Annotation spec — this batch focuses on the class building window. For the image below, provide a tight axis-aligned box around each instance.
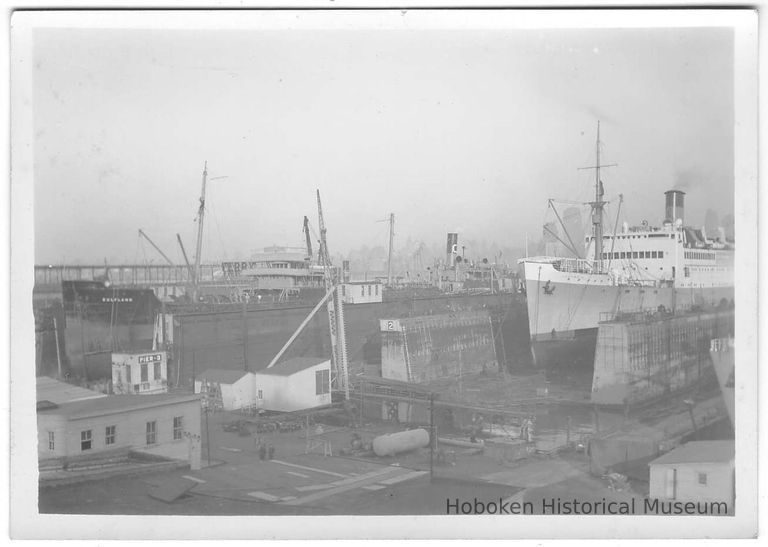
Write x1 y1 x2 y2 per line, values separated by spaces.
257 389 263 399
154 362 162 380
146 421 157 445
375 284 379 296
81 429 92 451
105 425 116 445
173 417 183 440
659 251 664 259
698 472 708 485
315 369 330 395
126 366 131 384
368 285 372 296
341 285 346 296
141 363 149 383
48 431 55 451
361 286 365 296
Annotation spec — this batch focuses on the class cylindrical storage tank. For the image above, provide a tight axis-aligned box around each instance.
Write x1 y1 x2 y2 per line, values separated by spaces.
372 428 430 457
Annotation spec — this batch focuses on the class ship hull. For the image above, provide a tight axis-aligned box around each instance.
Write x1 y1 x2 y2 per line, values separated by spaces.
530 328 598 386
522 261 734 370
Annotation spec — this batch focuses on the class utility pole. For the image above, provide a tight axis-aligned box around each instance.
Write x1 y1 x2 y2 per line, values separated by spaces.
242 297 248 371
204 406 211 467
429 392 435 482
53 316 62 379
387 213 395 286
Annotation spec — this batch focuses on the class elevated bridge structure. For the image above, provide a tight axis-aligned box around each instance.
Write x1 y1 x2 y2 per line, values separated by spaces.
34 263 224 303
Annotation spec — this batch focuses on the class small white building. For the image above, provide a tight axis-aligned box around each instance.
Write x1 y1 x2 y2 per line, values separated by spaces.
38 393 202 468
112 351 168 395
254 357 332 412
194 369 255 411
340 281 383 304
648 441 734 507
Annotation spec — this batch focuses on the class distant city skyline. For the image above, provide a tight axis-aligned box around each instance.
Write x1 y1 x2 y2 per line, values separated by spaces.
33 19 734 265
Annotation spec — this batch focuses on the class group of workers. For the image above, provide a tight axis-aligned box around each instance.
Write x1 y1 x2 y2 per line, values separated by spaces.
252 433 275 460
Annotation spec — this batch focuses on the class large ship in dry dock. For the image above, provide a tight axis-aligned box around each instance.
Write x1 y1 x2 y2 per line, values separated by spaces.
519 124 734 376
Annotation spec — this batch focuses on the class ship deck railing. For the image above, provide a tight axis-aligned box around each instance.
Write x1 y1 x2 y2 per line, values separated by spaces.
552 257 603 274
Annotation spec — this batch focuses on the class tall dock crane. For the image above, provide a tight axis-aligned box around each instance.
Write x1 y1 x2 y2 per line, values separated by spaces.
264 192 350 400
316 190 350 399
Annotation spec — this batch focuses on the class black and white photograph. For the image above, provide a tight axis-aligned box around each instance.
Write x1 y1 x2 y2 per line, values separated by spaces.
8 5 760 540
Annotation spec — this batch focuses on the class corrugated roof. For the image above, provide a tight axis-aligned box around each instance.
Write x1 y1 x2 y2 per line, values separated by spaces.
649 441 734 466
199 368 251 384
258 357 330 376
37 393 201 420
36 376 107 405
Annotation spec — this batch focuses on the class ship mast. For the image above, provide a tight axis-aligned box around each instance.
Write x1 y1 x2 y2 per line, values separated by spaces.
578 121 616 270
192 162 208 302
593 122 604 264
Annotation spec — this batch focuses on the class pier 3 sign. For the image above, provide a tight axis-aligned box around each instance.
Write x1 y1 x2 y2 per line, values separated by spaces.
137 353 163 364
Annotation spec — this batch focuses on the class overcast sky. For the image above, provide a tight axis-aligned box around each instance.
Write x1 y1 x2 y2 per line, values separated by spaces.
32 24 734 264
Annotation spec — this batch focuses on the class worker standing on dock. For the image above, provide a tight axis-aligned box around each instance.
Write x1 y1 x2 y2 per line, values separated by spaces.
521 415 535 443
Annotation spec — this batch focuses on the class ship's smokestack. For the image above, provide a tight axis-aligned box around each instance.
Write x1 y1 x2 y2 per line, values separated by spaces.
664 190 685 225
446 233 458 268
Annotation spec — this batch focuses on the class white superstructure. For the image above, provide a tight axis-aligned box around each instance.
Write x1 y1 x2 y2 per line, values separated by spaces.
518 125 734 366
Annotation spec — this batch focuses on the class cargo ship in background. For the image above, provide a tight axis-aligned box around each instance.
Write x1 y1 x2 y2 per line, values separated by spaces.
519 123 734 378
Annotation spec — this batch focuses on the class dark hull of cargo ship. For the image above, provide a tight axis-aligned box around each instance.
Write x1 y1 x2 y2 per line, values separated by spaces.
61 280 159 324
168 291 532 389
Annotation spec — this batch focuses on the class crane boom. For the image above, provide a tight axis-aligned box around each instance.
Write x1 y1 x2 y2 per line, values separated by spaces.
176 233 195 282
316 190 349 399
138 229 175 266
303 216 313 263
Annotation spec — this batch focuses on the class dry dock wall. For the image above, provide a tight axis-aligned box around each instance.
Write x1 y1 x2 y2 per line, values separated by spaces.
168 292 530 389
48 292 532 386
381 311 497 383
591 308 734 406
